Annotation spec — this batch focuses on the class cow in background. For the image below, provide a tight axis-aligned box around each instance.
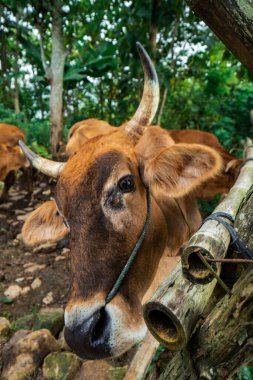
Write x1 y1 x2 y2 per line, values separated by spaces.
66 119 242 200
66 119 118 157
19 43 222 359
0 123 30 202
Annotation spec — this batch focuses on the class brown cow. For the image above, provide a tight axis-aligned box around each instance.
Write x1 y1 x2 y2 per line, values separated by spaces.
167 129 242 199
0 123 25 146
20 43 222 359
66 120 241 199
0 124 28 201
66 119 117 157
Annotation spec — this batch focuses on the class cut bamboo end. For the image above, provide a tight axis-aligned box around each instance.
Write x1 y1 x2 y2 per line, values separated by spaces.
143 302 186 350
182 247 218 284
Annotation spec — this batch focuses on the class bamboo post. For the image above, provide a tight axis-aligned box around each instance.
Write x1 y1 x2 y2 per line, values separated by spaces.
143 139 253 349
143 263 217 350
182 139 253 284
123 332 159 380
159 267 253 380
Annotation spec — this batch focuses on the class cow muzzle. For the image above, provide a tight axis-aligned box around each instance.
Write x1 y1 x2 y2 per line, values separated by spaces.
64 306 111 359
64 297 147 359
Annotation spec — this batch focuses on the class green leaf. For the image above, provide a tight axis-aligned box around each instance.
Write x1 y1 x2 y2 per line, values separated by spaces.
0 296 14 304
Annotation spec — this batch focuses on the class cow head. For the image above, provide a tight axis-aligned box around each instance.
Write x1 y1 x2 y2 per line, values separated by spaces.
0 144 28 181
20 43 222 359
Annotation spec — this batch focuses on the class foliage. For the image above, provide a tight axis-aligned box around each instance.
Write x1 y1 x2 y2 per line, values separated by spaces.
0 104 51 157
0 0 252 158
237 367 253 380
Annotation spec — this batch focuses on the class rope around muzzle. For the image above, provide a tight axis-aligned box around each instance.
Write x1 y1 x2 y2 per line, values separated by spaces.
105 188 151 304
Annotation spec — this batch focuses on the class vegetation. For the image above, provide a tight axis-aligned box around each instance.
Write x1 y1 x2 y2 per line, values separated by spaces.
0 0 252 158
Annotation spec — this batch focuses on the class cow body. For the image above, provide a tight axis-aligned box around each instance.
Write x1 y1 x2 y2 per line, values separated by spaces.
20 44 222 360
0 124 28 201
66 119 118 157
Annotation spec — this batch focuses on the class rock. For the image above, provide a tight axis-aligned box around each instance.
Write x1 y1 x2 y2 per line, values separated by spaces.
57 329 71 351
4 285 22 299
42 189 51 196
17 214 28 221
24 207 33 212
74 360 112 380
33 307 64 336
11 195 24 202
10 221 19 227
15 233 23 241
15 277 25 283
12 315 35 331
32 242 58 254
14 209 26 215
55 255 66 262
20 286 30 295
31 277 42 289
1 329 60 380
62 247 70 256
24 263 46 273
43 352 82 380
0 317 13 345
0 202 12 210
42 292 54 305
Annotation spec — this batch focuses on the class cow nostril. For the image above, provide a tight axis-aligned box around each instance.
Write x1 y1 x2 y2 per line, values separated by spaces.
64 306 111 359
91 307 110 344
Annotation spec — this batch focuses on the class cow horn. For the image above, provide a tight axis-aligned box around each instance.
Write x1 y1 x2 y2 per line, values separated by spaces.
19 140 65 179
124 42 159 141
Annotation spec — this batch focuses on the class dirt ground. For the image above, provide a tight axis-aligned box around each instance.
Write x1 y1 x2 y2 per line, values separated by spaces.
0 179 70 321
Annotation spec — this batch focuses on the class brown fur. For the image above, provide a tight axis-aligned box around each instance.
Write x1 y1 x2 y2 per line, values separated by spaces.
66 119 117 157
167 128 242 199
22 125 222 358
0 123 25 146
0 144 27 181
22 200 69 247
0 124 28 201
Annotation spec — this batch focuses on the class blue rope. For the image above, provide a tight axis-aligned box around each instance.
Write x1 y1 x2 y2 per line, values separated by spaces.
105 188 151 304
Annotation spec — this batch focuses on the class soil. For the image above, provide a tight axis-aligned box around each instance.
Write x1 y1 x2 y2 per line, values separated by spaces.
0 179 70 322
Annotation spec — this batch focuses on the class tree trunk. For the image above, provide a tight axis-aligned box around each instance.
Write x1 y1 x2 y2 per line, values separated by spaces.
187 0 253 75
14 13 20 113
50 0 66 159
150 0 161 63
157 15 180 125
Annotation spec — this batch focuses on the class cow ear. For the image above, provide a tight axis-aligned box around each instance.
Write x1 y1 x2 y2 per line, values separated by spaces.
22 200 69 247
140 143 222 197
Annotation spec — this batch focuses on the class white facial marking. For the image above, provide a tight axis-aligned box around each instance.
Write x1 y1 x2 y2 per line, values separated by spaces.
64 300 104 329
106 303 147 356
101 171 133 232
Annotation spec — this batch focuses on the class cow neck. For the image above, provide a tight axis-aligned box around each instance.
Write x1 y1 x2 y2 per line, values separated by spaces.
174 198 191 239
105 188 151 305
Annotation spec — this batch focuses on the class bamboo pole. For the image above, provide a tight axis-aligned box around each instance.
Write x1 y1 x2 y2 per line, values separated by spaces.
182 139 253 283
159 267 253 380
123 332 159 380
143 139 253 349
143 263 217 350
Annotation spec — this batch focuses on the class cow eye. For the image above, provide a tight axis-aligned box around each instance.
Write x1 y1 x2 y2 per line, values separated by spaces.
118 175 135 193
